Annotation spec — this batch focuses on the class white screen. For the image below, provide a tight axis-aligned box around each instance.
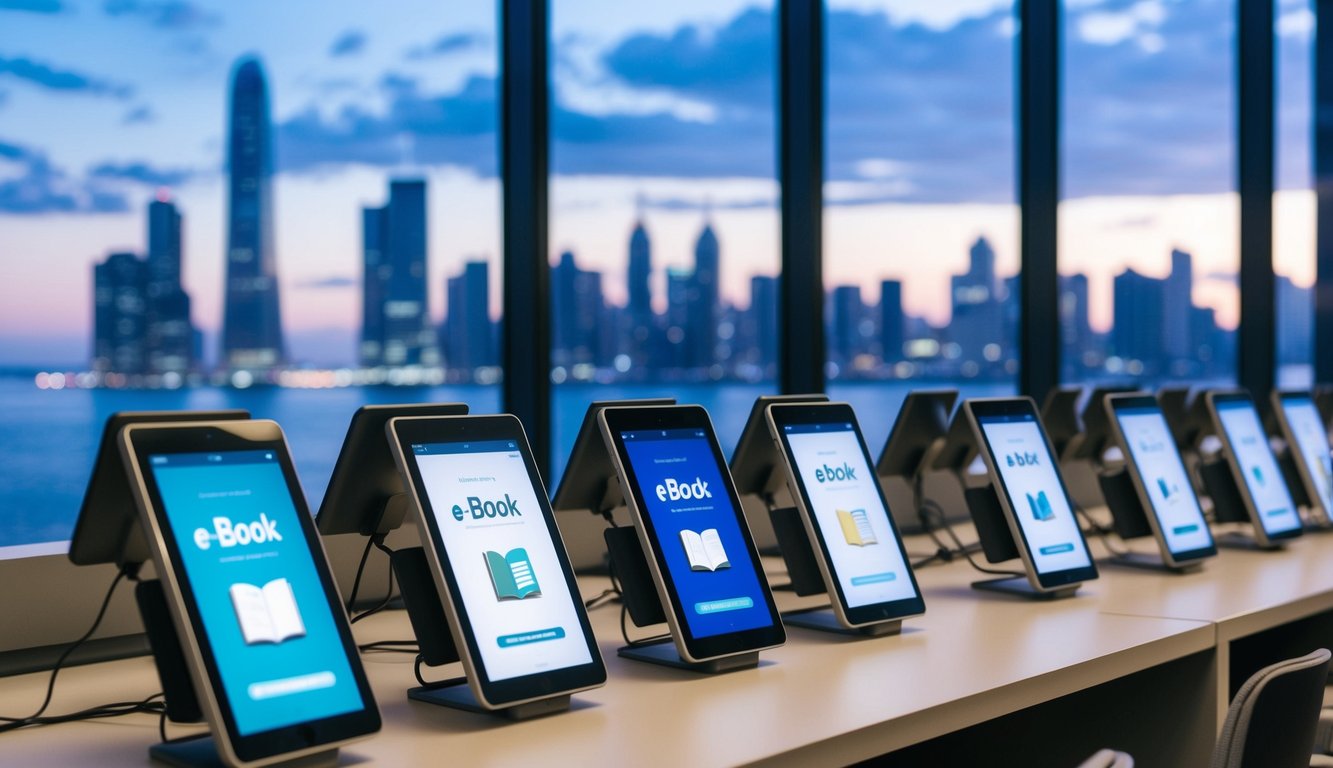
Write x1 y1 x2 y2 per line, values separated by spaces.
783 423 918 609
1281 398 1333 519
979 416 1093 574
1114 406 1213 555
413 442 593 683
1215 402 1302 535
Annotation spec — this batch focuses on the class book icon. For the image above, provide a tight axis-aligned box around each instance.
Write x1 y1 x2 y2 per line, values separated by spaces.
680 528 730 572
836 508 878 547
485 548 541 601
1252 466 1266 487
230 578 305 646
1026 491 1055 522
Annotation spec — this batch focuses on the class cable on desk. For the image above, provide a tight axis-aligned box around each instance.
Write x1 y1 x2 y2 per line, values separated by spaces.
619 603 671 649
344 533 380 614
924 500 1025 579
0 565 170 734
413 654 466 690
358 640 420 654
1077 507 1128 557
349 537 397 625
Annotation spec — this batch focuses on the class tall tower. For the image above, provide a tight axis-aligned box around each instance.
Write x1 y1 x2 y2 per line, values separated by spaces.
1162 247 1193 361
691 216 720 369
222 56 284 373
145 196 195 375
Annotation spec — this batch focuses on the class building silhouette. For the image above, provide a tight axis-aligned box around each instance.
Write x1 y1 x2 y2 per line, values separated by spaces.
627 215 654 365
360 179 436 367
144 197 195 375
949 237 1004 366
880 279 904 364
1112 267 1167 374
221 56 285 373
91 198 198 378
690 218 720 370
444 261 496 371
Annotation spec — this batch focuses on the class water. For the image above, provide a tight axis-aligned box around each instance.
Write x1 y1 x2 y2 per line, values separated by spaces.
0 374 1015 550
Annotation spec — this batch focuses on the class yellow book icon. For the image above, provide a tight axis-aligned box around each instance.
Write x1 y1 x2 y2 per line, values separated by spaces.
836 509 877 547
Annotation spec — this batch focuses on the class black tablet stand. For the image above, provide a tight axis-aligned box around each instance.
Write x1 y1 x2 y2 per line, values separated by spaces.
603 526 760 673
135 580 340 768
1095 468 1203 573
767 506 901 636
962 482 1078 600
1196 458 1286 550
389 547 571 720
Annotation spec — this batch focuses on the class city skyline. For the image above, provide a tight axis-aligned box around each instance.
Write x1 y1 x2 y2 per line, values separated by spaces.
0 1 1319 373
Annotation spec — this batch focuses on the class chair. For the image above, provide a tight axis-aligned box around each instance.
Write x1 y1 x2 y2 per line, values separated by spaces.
1078 648 1330 768
1212 648 1331 768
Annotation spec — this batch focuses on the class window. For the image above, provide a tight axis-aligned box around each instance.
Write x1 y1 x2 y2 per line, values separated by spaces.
823 1 1019 450
1274 0 1315 388
0 2 500 552
548 2 780 481
1060 0 1238 387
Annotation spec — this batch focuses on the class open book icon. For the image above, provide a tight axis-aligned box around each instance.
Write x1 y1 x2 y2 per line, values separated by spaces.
837 509 878 547
230 578 305 646
1027 491 1055 522
680 528 730 572
485 548 541 600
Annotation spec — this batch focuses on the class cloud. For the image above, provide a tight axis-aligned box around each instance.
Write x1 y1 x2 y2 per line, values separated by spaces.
406 31 486 60
88 160 193 187
102 0 220 30
329 29 366 58
122 104 154 124
0 139 130 214
294 275 356 290
0 0 65 12
0 55 133 98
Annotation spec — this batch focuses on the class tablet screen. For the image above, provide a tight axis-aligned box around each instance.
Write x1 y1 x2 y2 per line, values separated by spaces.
976 412 1093 575
1214 399 1302 536
778 420 918 608
1112 404 1213 557
409 438 593 682
619 428 774 639
1280 396 1333 517
150 449 366 737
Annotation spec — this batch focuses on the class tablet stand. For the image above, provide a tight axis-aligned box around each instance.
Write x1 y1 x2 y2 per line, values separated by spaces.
390 547 571 720
135 580 340 768
1095 468 1203 573
1197 458 1285 550
963 483 1078 600
603 526 760 673
767 506 901 637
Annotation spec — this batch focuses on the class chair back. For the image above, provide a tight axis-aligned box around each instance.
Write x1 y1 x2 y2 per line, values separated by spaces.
1213 648 1331 768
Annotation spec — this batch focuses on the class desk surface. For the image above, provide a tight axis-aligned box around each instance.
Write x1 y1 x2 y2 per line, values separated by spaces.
0 551 1213 768
1088 524 1333 640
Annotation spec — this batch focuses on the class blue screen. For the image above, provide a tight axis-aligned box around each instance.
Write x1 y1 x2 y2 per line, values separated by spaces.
620 429 773 639
151 450 365 737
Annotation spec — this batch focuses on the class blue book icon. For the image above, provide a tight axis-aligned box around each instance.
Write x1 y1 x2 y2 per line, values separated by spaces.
1157 478 1171 499
484 548 541 601
1026 491 1055 522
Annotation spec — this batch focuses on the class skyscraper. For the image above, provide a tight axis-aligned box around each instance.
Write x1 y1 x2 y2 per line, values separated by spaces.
445 261 496 372
551 250 604 369
1059 272 1092 376
690 218 720 370
222 56 284 373
829 284 865 366
93 252 148 375
749 274 779 373
880 279 904 364
1162 248 1193 360
1113 268 1166 373
949 236 1003 365
627 216 653 352
144 197 194 375
360 179 436 367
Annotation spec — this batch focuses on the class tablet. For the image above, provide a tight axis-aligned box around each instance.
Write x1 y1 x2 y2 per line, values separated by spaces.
316 402 469 536
120 421 379 766
876 389 957 478
387 415 606 708
599 405 785 662
1105 393 1216 566
767 402 925 627
1270 391 1333 524
70 409 250 567
1206 390 1303 546
963 398 1098 592
730 393 828 497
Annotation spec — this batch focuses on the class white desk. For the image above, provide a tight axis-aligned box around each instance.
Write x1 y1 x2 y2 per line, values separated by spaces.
0 554 1215 768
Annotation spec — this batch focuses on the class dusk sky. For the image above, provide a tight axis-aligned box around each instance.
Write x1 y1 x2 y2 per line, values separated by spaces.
0 0 1317 368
